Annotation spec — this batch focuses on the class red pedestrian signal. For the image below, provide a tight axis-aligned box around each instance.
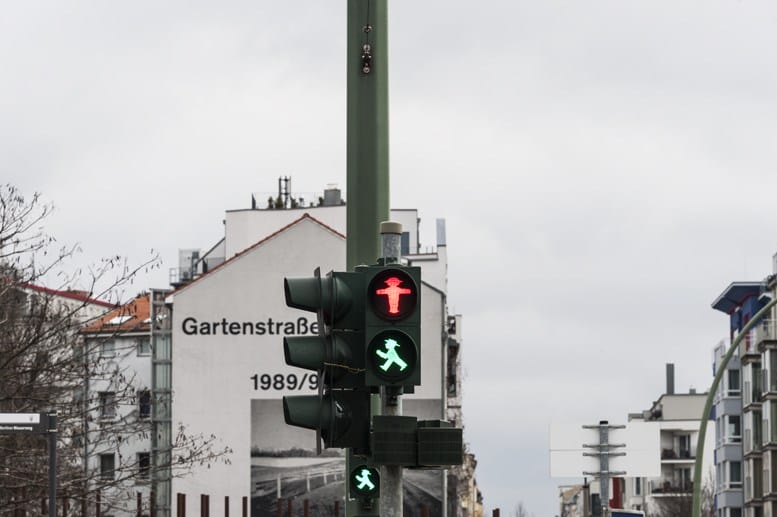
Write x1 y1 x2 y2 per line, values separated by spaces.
362 265 421 387
368 269 418 321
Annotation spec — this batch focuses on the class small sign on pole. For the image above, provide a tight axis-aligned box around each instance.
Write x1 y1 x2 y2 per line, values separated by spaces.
0 412 57 517
0 412 45 433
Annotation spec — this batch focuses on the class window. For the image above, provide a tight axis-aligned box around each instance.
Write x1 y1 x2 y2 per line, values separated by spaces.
400 232 410 256
771 351 777 392
99 392 116 418
634 477 641 495
754 364 763 401
728 368 741 395
138 390 151 419
136 337 151 356
100 340 115 357
754 410 763 450
679 435 691 458
730 461 742 488
679 467 692 490
137 452 150 480
728 415 742 443
100 453 115 480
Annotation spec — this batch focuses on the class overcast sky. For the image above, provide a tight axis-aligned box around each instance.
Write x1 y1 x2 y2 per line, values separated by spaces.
4 1 777 515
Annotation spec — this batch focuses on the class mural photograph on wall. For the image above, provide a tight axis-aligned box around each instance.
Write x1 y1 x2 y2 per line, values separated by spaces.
250 399 442 516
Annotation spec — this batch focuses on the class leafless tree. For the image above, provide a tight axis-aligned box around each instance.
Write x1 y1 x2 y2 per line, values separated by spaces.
513 501 535 517
0 184 230 514
650 471 714 517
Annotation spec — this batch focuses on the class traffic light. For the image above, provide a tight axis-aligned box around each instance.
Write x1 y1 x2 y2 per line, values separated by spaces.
282 390 369 451
282 268 369 453
349 464 380 501
361 265 421 387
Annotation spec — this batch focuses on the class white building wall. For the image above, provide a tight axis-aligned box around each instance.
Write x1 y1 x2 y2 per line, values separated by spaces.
169 216 448 515
86 332 153 513
623 419 715 515
390 209 420 253
171 219 342 513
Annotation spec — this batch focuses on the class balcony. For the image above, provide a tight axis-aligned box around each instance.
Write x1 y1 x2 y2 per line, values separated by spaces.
755 319 777 351
650 480 693 496
764 363 777 398
745 429 765 456
745 379 765 408
661 448 694 462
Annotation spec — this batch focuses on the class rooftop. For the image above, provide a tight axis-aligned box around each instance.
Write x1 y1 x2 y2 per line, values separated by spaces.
81 293 150 334
711 281 764 314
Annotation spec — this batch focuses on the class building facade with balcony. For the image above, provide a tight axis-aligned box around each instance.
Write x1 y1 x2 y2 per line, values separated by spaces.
712 280 771 517
623 365 715 517
712 337 746 517
80 293 156 516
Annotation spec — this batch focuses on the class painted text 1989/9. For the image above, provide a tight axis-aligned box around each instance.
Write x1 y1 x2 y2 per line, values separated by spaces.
250 373 319 391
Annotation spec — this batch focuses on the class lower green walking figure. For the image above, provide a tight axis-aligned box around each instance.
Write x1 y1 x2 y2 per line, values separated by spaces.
376 338 407 372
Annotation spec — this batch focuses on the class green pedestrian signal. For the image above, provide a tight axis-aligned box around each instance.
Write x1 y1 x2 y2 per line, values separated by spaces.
361 265 421 387
377 338 407 371
350 465 380 500
367 331 418 384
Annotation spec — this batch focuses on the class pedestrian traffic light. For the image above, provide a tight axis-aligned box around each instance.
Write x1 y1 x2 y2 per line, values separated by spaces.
282 268 369 453
361 265 421 387
349 465 380 500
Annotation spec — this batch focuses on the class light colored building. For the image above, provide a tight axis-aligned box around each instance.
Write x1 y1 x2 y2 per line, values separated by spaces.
623 366 715 517
81 293 155 515
560 484 588 517
75 185 473 516
711 337 745 517
2 282 116 513
710 280 767 517
160 186 472 517
19 282 114 324
712 262 777 517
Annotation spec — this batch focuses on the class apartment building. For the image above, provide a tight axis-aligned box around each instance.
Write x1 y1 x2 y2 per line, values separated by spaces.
624 366 715 516
80 293 155 516
712 268 777 517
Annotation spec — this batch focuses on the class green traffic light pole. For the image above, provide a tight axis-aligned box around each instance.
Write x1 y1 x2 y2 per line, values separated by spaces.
691 295 777 517
345 0 390 515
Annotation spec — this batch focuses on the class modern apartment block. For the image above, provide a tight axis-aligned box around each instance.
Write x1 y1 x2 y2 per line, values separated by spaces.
712 336 745 517
712 268 777 517
623 365 715 516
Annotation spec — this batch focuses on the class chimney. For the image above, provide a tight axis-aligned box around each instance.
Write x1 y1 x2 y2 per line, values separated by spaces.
323 184 342 206
666 363 675 395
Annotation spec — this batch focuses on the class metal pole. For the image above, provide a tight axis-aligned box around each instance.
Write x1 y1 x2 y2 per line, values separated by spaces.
599 423 609 517
346 0 389 270
345 0 390 515
379 222 403 516
583 422 625 517
47 412 56 517
691 295 777 517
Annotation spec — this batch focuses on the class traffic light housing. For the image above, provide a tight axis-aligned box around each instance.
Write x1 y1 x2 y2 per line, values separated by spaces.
361 265 421 387
349 464 380 501
282 268 369 453
282 390 370 452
